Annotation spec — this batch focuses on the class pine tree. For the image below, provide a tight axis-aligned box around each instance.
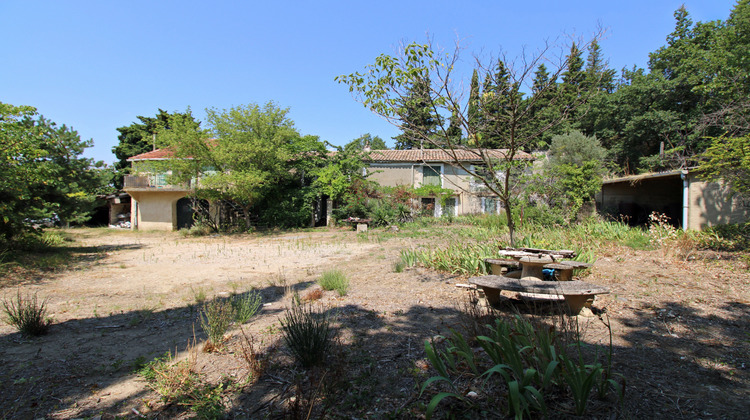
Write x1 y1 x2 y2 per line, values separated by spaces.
394 75 438 149
446 110 462 145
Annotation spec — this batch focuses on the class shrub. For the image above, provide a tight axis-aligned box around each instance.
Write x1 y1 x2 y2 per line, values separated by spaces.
200 299 233 351
231 291 262 324
318 269 349 296
281 303 335 368
2 290 51 336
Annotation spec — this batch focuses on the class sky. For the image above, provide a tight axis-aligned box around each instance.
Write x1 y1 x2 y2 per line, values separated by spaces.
0 0 739 164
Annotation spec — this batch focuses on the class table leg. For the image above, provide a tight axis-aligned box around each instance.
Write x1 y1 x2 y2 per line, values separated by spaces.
564 294 593 315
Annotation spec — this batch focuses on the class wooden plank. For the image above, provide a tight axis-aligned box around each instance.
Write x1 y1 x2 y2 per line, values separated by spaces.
469 275 609 296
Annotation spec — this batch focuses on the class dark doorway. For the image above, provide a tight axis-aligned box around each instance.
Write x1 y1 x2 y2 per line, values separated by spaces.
176 197 203 230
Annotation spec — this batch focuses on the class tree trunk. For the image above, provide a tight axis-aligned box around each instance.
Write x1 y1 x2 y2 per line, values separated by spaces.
242 205 252 231
503 168 515 247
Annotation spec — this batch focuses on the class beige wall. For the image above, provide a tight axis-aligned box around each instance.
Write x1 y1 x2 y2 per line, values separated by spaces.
367 164 413 186
687 174 750 230
128 190 189 231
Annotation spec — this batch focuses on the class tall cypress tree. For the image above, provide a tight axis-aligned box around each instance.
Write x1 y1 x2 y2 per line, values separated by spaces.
446 110 463 145
467 69 481 143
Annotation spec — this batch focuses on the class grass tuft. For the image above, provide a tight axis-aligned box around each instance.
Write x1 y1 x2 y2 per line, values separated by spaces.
231 291 262 324
2 290 51 336
200 299 233 351
318 269 349 296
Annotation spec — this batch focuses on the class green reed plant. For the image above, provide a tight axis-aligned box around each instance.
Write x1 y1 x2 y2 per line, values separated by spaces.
318 269 349 296
281 303 335 368
2 290 51 336
200 299 233 350
231 291 262 324
421 314 623 419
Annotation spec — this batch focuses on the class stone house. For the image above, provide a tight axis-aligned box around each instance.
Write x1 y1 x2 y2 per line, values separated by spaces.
365 148 533 217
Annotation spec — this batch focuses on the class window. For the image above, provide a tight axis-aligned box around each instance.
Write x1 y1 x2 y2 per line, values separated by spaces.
422 165 441 186
444 197 458 216
481 197 499 214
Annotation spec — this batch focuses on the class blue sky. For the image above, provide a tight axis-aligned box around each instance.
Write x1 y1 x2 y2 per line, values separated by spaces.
0 0 738 163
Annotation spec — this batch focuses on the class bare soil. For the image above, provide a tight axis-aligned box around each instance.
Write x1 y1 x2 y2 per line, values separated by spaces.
0 227 748 419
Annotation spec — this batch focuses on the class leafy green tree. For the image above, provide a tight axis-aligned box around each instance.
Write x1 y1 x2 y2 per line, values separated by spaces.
160 102 325 229
344 133 388 152
699 134 750 195
0 102 103 241
336 37 602 245
112 109 199 188
528 131 607 220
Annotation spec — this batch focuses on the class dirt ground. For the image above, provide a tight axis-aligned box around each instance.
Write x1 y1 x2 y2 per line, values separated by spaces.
0 227 748 419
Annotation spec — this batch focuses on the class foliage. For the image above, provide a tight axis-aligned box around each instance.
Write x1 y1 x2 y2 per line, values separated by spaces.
336 34 604 245
231 291 262 324
699 134 750 196
200 299 233 350
112 109 199 188
2 290 51 336
420 315 623 418
581 2 750 173
318 269 349 296
1 102 105 243
160 102 328 231
281 303 335 368
700 222 750 251
344 133 388 152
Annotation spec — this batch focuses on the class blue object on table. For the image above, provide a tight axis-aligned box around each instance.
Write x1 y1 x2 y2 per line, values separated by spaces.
543 268 555 281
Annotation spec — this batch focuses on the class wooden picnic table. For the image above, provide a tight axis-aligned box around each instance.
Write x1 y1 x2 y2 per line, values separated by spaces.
469 275 609 315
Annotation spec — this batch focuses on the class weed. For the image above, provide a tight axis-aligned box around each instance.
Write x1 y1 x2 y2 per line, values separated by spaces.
281 303 335 368
191 286 208 304
139 349 226 418
200 299 233 351
231 291 262 324
2 290 51 336
393 261 405 273
303 289 324 302
238 327 269 382
318 269 349 296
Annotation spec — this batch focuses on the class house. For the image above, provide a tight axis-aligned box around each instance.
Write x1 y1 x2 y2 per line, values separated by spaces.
597 169 750 230
364 148 533 217
123 148 198 231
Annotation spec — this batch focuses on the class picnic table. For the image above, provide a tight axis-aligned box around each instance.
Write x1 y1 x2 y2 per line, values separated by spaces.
344 217 372 232
474 247 606 315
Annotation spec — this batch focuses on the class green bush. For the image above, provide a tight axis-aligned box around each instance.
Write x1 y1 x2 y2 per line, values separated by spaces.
2 290 51 336
281 303 335 368
701 222 750 251
318 269 349 296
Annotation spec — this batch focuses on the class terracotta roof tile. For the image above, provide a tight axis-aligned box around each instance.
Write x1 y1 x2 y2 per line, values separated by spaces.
127 148 176 161
366 148 533 162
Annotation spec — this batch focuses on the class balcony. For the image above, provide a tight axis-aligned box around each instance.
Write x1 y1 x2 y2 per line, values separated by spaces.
123 175 193 191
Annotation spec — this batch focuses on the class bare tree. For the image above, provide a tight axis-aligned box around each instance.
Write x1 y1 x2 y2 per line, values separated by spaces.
336 35 603 245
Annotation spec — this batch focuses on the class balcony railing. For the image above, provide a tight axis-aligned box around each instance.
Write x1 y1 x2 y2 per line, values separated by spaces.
124 175 193 190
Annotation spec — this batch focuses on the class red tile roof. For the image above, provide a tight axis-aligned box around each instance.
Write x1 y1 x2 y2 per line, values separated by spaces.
127 148 176 161
366 148 533 162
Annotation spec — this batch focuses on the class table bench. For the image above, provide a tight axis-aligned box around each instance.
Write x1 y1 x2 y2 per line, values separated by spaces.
469 275 610 315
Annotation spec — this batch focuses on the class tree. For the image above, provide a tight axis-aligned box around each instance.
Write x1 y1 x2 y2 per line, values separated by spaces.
1 102 103 242
393 74 439 149
112 109 199 188
699 135 750 196
344 133 388 152
336 36 603 245
159 102 325 229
